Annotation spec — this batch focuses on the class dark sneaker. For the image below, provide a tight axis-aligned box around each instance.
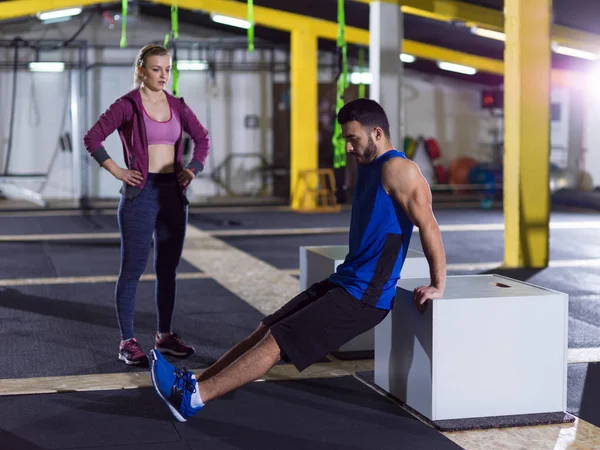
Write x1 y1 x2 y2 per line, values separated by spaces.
119 338 149 366
155 333 195 357
150 349 203 422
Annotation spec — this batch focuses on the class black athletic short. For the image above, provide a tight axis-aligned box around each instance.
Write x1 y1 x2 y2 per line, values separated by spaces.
262 279 389 372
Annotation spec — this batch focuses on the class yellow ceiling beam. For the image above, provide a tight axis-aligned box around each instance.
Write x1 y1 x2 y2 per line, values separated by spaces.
553 24 600 53
403 0 502 30
354 0 503 30
354 0 600 54
0 0 367 43
153 0 375 43
404 41 583 89
404 41 503 74
4 0 600 55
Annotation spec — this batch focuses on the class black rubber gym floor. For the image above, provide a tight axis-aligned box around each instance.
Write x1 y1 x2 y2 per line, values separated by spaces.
1 207 600 448
221 234 350 269
568 362 600 427
0 214 121 235
0 377 462 450
188 209 353 230
220 227 600 267
0 279 264 378
0 240 199 279
0 206 596 235
188 207 600 230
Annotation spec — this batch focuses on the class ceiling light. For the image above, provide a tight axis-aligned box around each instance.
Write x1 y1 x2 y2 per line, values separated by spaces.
28 62 65 72
437 61 477 75
177 60 209 71
470 26 505 41
37 8 82 21
349 72 373 85
552 43 598 60
400 53 416 63
210 14 251 29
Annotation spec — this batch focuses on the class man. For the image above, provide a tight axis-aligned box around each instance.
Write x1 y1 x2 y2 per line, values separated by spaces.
150 98 447 422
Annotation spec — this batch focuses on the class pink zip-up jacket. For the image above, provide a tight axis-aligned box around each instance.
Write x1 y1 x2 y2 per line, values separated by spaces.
83 88 210 202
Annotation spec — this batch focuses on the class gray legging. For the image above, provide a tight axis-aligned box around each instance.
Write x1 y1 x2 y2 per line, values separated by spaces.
115 173 187 341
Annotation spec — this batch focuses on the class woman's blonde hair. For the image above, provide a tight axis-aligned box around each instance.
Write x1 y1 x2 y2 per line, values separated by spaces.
133 44 170 88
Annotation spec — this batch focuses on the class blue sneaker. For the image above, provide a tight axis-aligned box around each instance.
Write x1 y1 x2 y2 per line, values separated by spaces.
150 349 203 422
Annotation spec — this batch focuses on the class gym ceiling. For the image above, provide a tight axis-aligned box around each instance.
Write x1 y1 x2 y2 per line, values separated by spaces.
1 0 599 86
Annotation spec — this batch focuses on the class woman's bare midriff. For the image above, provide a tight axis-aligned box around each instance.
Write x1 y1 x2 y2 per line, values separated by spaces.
148 144 176 173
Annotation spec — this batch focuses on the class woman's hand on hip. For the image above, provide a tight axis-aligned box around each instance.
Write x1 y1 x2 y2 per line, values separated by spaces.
178 168 195 189
113 167 143 186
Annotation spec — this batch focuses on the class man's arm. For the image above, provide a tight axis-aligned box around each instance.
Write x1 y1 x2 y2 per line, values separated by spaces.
382 157 446 310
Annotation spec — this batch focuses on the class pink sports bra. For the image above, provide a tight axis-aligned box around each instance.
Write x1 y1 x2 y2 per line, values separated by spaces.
142 105 180 146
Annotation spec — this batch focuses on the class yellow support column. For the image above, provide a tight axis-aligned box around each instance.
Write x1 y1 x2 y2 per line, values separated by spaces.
503 0 552 268
290 27 318 210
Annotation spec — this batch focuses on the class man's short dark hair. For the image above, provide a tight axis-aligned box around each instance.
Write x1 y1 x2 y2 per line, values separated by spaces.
337 98 390 138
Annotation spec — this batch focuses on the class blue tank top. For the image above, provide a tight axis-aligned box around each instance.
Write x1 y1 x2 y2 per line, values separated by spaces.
329 150 414 310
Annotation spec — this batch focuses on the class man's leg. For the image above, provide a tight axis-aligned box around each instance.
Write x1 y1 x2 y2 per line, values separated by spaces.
197 330 281 403
196 323 269 382
198 280 332 381
149 329 281 422
150 280 338 421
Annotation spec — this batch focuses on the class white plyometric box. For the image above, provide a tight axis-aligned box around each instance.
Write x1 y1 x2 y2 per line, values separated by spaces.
299 245 429 353
374 275 568 421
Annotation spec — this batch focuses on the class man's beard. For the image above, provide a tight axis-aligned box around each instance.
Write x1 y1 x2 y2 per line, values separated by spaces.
355 136 378 165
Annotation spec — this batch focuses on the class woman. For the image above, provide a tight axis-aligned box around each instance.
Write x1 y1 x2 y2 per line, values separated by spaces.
84 44 210 366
